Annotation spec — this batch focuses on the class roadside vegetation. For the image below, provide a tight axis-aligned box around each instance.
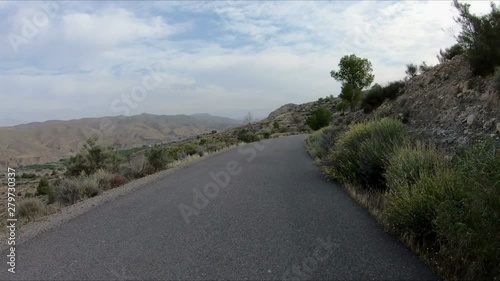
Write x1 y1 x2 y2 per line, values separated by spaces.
305 3 500 279
9 130 250 224
306 119 499 280
306 107 333 131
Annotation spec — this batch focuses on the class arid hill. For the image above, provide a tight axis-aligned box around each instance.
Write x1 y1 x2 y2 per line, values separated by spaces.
0 113 240 169
335 55 500 152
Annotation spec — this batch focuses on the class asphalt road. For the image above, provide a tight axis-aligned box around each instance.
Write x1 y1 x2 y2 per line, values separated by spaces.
1 135 438 280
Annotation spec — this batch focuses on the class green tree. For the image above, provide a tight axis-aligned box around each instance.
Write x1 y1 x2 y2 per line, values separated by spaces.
453 0 500 75
339 83 362 111
306 108 333 130
330 54 374 111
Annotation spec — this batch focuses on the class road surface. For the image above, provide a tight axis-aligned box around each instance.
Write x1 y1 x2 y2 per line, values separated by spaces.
1 135 437 280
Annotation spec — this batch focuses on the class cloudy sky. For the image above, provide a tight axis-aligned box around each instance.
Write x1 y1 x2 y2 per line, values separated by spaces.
0 1 496 126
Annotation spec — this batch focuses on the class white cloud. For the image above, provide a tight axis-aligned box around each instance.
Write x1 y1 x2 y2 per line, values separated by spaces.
61 8 178 48
0 0 499 123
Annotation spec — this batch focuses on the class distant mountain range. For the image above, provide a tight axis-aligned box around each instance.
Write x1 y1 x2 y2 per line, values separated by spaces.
0 113 240 169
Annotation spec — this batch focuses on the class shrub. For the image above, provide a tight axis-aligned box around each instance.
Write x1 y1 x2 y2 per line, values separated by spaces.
166 147 181 161
110 173 128 188
385 141 499 280
196 146 205 157
385 169 451 246
66 136 121 176
53 175 103 206
324 118 408 189
145 146 170 172
237 129 259 143
142 162 157 176
120 156 146 179
80 175 101 198
305 126 337 160
25 192 34 198
17 198 48 220
454 0 500 76
361 81 405 113
54 176 97 205
453 140 499 179
226 138 239 146
384 142 446 190
36 176 53 197
263 131 271 139
94 169 114 190
418 62 432 74
306 107 333 131
182 143 198 156
176 150 188 160
405 64 418 79
437 43 464 63
434 143 500 279
335 100 349 113
206 142 225 153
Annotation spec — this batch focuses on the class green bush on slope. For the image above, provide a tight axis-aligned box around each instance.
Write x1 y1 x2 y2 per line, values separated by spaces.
324 118 408 190
384 142 445 190
306 118 500 280
306 107 333 131
385 141 500 280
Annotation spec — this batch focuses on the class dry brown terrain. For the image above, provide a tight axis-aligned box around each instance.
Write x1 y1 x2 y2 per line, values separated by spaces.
0 113 239 169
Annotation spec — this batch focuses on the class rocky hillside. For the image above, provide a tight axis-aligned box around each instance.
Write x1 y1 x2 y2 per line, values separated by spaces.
389 55 499 149
248 55 499 154
246 98 340 134
337 55 500 153
0 113 240 169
